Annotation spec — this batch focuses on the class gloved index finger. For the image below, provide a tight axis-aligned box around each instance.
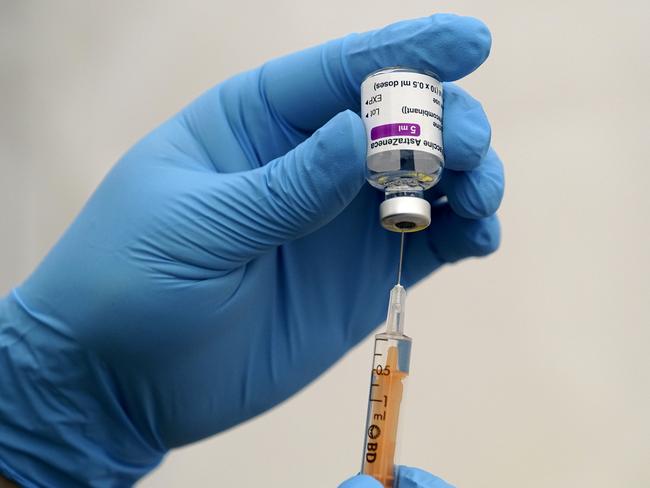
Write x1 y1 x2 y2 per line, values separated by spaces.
262 13 491 132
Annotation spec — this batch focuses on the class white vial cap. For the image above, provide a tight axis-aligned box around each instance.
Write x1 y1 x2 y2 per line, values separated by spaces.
379 196 431 233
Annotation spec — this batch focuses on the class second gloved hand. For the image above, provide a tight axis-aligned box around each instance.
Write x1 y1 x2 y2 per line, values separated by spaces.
339 466 455 488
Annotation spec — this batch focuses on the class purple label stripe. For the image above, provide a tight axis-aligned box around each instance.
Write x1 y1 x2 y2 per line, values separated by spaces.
370 123 420 140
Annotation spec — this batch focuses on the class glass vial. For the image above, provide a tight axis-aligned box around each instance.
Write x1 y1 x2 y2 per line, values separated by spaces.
361 67 444 232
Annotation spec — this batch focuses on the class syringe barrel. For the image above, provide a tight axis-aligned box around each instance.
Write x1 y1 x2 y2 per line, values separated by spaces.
361 332 412 488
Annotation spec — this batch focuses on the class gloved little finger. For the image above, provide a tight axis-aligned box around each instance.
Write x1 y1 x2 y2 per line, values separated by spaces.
437 147 504 219
396 465 456 488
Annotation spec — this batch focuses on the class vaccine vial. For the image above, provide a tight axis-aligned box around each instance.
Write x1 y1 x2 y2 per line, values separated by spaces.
361 67 444 232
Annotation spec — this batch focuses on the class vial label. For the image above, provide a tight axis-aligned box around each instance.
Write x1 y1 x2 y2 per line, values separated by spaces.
361 70 443 160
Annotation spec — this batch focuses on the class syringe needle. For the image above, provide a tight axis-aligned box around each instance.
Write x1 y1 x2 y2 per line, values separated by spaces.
389 233 407 335
397 232 405 285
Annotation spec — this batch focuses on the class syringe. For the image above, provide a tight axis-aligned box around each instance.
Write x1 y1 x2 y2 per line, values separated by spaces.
361 233 412 487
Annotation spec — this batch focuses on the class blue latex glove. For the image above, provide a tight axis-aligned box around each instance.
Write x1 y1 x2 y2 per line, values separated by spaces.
340 466 454 488
0 13 503 487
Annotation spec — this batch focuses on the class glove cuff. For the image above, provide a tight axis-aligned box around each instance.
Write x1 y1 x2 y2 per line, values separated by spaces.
0 292 165 487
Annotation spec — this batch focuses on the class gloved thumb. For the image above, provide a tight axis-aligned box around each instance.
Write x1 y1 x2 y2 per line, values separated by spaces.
207 109 367 264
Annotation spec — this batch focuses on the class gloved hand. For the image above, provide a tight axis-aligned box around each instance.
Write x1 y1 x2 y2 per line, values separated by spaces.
0 13 503 487
340 466 454 488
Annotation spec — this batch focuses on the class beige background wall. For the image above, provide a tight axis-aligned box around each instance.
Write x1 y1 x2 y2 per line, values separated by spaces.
1 1 649 487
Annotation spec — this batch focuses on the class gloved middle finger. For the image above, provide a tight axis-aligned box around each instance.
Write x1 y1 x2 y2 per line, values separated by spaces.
442 82 491 171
